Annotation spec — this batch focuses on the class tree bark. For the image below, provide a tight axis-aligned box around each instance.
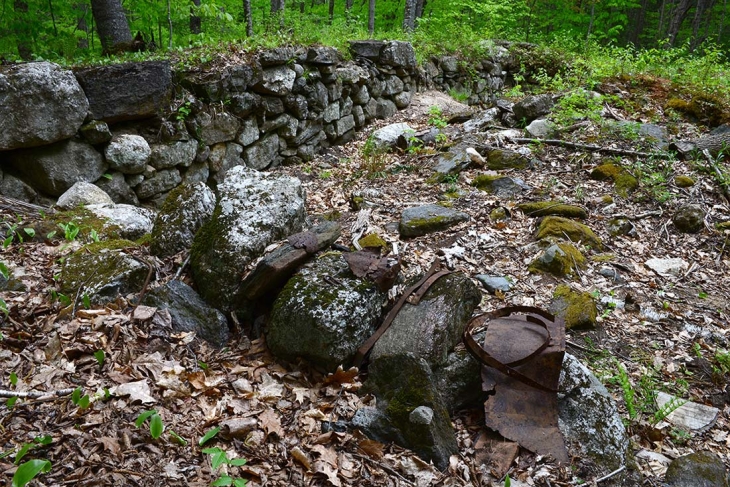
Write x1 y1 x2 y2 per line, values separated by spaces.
403 0 415 31
13 0 32 60
244 0 253 36
74 2 90 49
414 0 425 23
190 0 201 34
328 0 335 23
271 0 285 14
368 0 375 36
667 0 693 46
90 0 132 53
689 0 715 49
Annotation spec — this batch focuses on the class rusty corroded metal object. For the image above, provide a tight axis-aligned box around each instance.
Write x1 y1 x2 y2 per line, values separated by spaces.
463 306 568 463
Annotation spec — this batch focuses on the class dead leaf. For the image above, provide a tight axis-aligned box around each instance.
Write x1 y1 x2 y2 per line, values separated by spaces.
291 446 312 471
357 439 384 459
311 444 338 467
97 437 121 457
259 408 285 439
112 380 155 404
288 231 319 254
323 366 359 385
313 460 341 487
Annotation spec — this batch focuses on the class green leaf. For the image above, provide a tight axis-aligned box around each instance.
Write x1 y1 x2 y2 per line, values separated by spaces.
9 372 18 386
15 443 34 464
71 387 82 405
102 173 113 180
83 294 91 310
4 236 13 248
93 350 105 366
58 294 71 307
169 429 188 446
212 476 233 486
206 448 229 470
77 395 90 409
698 291 708 299
135 410 158 427
34 436 52 446
149 413 164 439
0 261 9 279
233 478 248 487
229 457 247 466
7 396 18 408
23 228 35 238
198 426 220 446
505 474 511 487
46 231 57 239
12 459 51 487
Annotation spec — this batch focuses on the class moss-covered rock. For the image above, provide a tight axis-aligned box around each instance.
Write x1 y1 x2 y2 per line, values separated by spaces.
529 242 586 277
536 216 603 250
607 217 635 236
371 273 480 368
471 174 530 198
664 451 729 487
358 233 389 252
190 166 306 311
399 204 469 238
716 221 730 231
674 175 696 188
517 201 588 219
489 207 509 221
150 182 216 257
672 204 705 234
59 240 146 304
486 148 530 170
362 353 458 470
267 253 384 371
549 285 597 330
590 163 639 197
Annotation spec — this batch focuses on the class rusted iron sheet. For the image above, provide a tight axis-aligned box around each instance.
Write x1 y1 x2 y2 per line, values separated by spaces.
464 307 568 463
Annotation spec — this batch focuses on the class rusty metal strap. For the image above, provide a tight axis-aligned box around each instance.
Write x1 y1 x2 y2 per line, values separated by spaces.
462 306 558 392
353 260 448 367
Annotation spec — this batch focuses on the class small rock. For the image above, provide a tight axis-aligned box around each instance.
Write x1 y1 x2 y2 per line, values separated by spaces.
86 203 155 240
399 204 469 238
513 94 554 124
529 243 585 277
475 275 513 293
471 174 531 198
645 257 688 277
664 451 729 487
672 204 705 233
674 175 695 188
56 181 113 209
517 201 588 219
104 134 151 174
525 118 556 138
549 284 597 330
536 216 603 250
655 392 719 432
79 120 112 145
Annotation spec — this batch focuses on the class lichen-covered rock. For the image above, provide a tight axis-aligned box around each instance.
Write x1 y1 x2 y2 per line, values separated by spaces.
135 168 182 200
525 118 556 138
471 174 531 198
208 142 245 185
254 66 296 96
536 216 603 250
607 217 635 236
196 111 241 146
529 242 586 277
267 253 383 370
434 146 473 175
143 280 229 347
486 148 530 170
361 353 457 470
558 354 632 475
79 120 112 145
513 94 554 124
517 201 588 219
380 41 417 69
149 140 198 170
0 62 89 151
190 165 306 311
368 123 413 153
475 275 513 293
672 204 706 234
150 182 216 258
244 134 280 170
399 204 469 238
371 273 480 367
60 241 147 305
104 135 151 175
7 139 107 197
86 204 155 240
56 182 114 209
549 285 598 330
664 451 729 487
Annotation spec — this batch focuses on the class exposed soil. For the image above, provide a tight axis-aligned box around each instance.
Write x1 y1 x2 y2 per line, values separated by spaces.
1 81 729 487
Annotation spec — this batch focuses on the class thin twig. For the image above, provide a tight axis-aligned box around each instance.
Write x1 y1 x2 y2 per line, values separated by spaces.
595 465 626 483
351 453 415 486
134 258 155 306
702 149 730 202
174 254 191 280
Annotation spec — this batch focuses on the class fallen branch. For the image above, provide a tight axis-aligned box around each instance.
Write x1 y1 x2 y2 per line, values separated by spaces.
0 388 76 399
0 195 53 216
351 453 415 486
596 465 626 484
509 137 669 158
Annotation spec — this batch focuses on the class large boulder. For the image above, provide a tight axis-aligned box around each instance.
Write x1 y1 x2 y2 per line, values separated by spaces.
267 253 384 370
143 280 229 347
0 62 89 151
380 41 417 69
368 123 413 153
74 61 172 123
7 139 107 196
150 182 216 258
190 166 306 311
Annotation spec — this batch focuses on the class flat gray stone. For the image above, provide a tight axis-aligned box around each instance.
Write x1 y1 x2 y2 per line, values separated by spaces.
399 204 469 238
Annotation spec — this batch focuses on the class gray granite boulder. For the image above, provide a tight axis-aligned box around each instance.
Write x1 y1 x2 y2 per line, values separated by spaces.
190 165 306 311
399 204 469 238
104 135 151 174
86 203 155 240
254 66 296 96
0 62 88 151
513 94 555 124
149 140 198 169
672 204 705 234
267 253 384 371
150 182 216 258
7 139 107 196
135 168 182 200
368 123 413 152
56 181 114 209
244 134 281 170
664 451 729 487
380 41 417 69
94 172 139 205
143 280 229 347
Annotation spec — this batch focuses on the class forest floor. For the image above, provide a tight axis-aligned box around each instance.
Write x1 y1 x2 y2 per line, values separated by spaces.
1 76 729 487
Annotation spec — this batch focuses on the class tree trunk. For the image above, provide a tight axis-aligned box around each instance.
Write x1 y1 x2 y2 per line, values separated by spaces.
329 0 335 23
403 0 416 31
190 0 202 34
626 0 648 46
414 0 425 22
271 0 285 14
346 0 353 13
13 0 32 60
90 0 132 53
689 0 715 49
667 0 694 46
244 0 254 36
74 2 90 49
368 0 375 36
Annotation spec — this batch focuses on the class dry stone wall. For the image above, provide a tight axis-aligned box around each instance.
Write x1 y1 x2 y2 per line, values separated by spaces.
0 40 516 207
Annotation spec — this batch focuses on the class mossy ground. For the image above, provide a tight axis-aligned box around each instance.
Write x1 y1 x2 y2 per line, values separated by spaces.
517 201 588 219
535 216 603 250
551 284 597 330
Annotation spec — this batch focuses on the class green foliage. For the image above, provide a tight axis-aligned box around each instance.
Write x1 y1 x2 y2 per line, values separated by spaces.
94 350 105 367
427 106 448 129
203 447 248 487
12 459 52 487
14 436 52 465
58 222 80 241
199 427 221 446
71 387 91 409
550 90 604 127
135 410 164 439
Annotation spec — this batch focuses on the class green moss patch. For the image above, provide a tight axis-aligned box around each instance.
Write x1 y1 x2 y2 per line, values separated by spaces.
674 175 696 188
528 242 586 277
535 216 603 250
517 201 588 219
549 284 598 330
